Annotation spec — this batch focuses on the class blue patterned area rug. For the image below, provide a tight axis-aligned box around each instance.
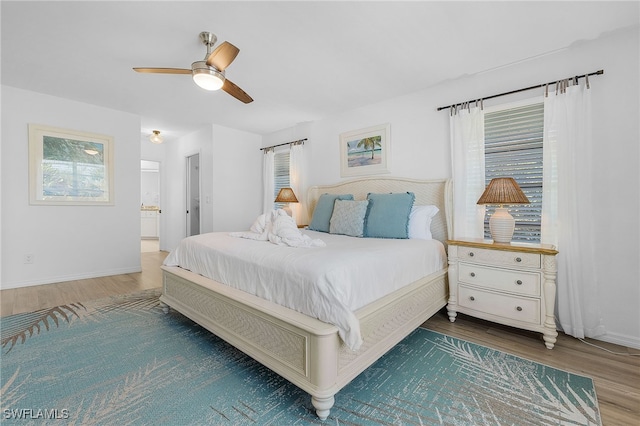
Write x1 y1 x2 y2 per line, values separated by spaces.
1 289 600 425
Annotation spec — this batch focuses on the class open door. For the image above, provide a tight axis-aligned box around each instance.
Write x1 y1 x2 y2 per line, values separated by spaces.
186 153 200 237
140 160 161 252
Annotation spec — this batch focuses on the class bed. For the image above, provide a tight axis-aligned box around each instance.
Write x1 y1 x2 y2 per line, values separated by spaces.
159 176 452 420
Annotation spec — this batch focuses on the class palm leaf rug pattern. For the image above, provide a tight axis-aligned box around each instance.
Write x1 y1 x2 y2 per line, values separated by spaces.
0 289 600 425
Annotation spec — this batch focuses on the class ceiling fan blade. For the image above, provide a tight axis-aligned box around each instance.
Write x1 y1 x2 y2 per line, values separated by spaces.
133 67 191 74
206 41 240 71
222 79 253 104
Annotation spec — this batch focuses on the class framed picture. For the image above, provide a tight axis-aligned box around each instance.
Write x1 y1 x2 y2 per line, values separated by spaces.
28 124 114 205
340 123 390 177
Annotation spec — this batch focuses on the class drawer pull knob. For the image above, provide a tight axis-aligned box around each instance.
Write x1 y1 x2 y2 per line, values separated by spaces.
470 272 476 277
515 257 522 263
469 296 475 301
469 252 475 257
516 306 523 311
516 280 523 285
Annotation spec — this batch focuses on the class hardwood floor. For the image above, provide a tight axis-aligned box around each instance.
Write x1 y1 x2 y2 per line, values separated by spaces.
0 249 168 317
1 249 638 425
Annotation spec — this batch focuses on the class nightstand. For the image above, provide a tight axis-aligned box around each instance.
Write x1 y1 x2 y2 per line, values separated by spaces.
446 239 559 349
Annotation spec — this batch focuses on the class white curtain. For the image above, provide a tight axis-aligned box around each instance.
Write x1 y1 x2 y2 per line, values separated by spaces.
262 148 275 215
542 80 605 339
450 105 486 239
289 142 304 223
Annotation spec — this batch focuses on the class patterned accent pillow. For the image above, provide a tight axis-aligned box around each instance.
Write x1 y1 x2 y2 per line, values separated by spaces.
308 194 354 233
329 200 369 237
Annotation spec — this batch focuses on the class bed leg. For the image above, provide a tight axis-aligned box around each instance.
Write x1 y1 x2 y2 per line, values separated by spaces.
311 395 334 420
159 301 169 314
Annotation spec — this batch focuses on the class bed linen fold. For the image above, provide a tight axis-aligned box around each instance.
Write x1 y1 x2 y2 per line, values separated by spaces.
230 209 326 248
163 230 447 351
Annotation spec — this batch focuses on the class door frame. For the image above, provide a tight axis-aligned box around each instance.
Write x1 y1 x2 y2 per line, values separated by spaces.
185 151 202 237
140 159 163 249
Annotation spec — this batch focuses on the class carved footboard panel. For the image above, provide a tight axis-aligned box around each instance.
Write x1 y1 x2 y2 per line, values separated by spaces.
160 266 339 393
160 265 448 420
337 270 448 382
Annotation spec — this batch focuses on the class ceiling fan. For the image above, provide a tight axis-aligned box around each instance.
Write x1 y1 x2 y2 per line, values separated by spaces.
133 32 253 104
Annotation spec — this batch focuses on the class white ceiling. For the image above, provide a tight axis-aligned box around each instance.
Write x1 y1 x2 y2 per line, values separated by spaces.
2 1 638 142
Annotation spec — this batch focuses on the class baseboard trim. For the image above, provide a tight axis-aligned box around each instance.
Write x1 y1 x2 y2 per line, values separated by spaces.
0 266 143 290
593 332 640 350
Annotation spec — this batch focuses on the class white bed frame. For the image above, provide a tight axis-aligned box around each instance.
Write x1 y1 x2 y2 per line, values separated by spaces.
160 177 453 420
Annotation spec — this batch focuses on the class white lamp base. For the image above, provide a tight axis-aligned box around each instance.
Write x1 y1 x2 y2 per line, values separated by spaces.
489 207 515 243
282 205 293 216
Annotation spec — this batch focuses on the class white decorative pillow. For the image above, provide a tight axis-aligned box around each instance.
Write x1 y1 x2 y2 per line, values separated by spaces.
329 200 369 237
408 205 439 240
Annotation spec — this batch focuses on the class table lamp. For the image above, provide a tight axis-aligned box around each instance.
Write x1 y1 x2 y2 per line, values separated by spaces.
275 187 298 216
476 177 530 243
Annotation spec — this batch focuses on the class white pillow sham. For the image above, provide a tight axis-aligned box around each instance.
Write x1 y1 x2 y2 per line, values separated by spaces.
408 205 439 240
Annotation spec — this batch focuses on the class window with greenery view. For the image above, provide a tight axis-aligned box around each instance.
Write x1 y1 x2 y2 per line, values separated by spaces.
42 137 106 198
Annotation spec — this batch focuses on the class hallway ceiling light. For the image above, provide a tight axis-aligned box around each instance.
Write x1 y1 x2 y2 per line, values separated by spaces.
149 130 163 144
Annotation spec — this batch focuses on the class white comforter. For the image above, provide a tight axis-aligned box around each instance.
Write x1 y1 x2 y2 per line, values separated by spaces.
163 230 447 351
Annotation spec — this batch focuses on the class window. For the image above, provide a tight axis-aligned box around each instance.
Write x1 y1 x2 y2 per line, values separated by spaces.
273 150 290 209
484 101 544 242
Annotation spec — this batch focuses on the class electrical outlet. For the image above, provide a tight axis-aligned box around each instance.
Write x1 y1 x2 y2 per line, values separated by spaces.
23 254 34 264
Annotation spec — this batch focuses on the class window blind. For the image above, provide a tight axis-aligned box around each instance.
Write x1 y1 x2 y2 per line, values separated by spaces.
484 102 544 242
273 151 290 209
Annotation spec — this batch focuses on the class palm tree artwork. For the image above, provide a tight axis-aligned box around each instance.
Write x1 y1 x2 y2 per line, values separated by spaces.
348 135 383 168
358 136 382 159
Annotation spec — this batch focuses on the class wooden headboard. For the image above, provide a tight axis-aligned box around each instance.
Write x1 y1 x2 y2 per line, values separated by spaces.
306 177 453 245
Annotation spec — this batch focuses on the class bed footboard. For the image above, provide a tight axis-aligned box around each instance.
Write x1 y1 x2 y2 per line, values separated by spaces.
160 266 341 419
160 265 447 420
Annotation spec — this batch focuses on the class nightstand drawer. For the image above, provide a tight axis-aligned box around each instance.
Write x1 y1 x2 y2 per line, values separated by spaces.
458 264 540 297
458 246 540 268
459 285 540 324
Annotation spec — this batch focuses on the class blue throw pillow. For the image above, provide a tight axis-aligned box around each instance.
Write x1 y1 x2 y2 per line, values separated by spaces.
308 193 354 233
364 192 416 239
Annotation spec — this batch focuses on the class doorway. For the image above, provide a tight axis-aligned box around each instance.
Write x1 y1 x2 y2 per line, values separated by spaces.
141 160 161 252
186 153 200 237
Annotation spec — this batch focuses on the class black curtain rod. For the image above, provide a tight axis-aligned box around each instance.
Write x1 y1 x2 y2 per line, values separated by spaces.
259 138 308 151
436 69 604 111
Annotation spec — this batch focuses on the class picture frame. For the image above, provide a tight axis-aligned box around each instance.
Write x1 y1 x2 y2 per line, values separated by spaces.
28 124 114 205
339 123 390 177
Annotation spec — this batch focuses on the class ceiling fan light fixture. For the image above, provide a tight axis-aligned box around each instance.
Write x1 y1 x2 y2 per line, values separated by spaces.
192 61 225 91
149 130 163 144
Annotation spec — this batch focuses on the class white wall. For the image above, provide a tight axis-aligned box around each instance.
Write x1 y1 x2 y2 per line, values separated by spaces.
162 124 262 251
1 86 142 288
264 26 640 348
211 125 262 231
140 168 160 207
